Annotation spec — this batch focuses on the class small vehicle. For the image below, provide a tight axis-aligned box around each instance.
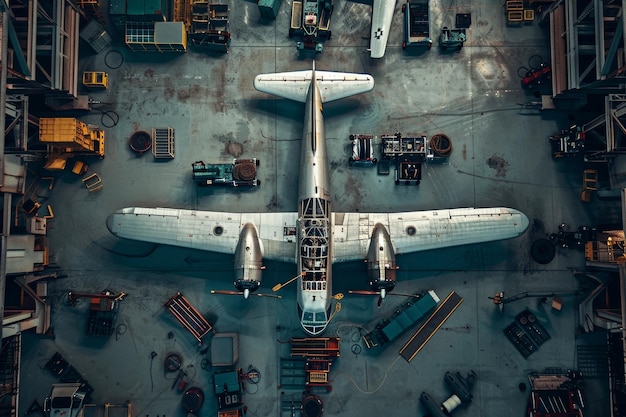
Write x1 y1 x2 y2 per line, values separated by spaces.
349 134 377 167
289 0 333 53
549 125 585 158
439 27 466 50
549 224 596 249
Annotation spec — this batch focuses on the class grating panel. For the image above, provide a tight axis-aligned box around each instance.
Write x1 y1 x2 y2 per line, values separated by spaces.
577 345 609 378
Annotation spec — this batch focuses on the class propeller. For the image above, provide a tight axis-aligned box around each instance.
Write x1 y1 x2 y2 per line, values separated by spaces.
210 290 282 299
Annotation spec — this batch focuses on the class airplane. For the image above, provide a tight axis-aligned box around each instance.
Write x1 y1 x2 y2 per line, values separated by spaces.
369 0 397 58
106 64 530 336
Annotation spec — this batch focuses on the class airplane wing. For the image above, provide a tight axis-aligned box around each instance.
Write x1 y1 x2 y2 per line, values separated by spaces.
369 0 396 58
331 207 529 263
254 69 374 103
107 207 298 263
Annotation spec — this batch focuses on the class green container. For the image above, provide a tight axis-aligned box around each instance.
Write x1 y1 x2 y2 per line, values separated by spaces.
258 0 282 18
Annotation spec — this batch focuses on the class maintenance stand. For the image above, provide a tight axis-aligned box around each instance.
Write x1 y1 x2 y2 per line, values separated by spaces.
381 133 431 185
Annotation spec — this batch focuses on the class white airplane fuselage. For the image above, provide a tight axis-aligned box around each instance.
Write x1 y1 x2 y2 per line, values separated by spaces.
296 74 333 335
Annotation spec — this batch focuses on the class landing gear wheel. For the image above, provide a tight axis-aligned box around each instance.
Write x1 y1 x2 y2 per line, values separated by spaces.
531 238 556 264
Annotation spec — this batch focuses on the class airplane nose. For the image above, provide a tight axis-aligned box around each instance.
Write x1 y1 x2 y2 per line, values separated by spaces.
380 288 386 299
106 213 118 235
244 289 250 299
517 210 530 235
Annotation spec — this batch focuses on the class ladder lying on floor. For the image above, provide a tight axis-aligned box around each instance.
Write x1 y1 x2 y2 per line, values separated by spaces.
399 290 464 362
164 292 214 344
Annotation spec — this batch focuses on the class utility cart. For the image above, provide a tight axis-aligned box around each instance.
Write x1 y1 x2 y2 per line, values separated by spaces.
192 159 260 187
289 0 333 53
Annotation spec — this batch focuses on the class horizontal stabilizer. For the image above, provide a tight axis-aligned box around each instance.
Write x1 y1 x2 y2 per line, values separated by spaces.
369 0 396 58
254 69 374 103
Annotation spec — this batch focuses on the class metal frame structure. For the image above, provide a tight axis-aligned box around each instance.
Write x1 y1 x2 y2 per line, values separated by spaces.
548 0 626 99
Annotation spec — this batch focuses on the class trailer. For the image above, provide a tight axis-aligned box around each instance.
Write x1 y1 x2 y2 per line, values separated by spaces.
402 0 432 50
290 337 340 357
363 291 439 349
289 0 333 53
192 159 260 187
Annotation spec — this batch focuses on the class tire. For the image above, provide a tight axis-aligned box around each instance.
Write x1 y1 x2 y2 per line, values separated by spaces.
531 238 556 264
401 3 406 12
402 41 407 49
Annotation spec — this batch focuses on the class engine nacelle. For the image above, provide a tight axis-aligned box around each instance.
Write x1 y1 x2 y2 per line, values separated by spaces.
233 223 265 298
365 223 397 295
419 392 450 417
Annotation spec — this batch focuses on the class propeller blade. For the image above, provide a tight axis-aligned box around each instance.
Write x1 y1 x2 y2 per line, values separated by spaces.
377 295 383 308
348 290 380 296
253 293 283 299
211 290 244 296
387 292 422 299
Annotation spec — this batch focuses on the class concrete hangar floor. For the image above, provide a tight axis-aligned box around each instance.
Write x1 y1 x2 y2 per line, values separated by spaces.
17 0 614 416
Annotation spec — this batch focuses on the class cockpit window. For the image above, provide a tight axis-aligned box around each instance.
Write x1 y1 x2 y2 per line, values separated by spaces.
303 311 314 322
315 312 326 322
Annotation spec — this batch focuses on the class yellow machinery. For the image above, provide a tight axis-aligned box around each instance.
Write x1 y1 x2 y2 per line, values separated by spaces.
39 118 105 157
82 71 109 89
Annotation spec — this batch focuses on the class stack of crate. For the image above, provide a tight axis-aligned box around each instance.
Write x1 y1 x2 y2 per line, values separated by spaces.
39 118 105 157
505 0 535 23
505 0 524 23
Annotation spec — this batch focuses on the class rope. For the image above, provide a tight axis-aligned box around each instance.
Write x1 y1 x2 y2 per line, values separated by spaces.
233 161 257 181
430 133 453 156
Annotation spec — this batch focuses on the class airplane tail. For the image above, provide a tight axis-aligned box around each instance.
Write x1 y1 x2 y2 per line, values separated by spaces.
254 62 374 103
